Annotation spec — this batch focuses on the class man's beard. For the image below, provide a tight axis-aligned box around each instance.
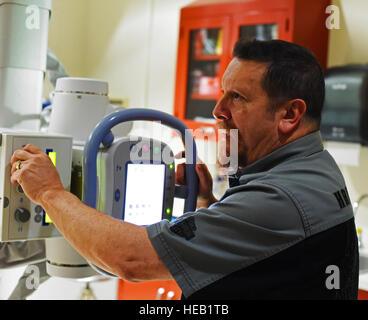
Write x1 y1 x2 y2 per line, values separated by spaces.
216 121 247 175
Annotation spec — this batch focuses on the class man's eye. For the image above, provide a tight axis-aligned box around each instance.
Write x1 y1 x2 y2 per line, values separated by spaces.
233 93 243 100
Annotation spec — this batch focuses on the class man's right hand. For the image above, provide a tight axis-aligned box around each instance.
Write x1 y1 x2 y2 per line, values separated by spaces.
175 151 218 209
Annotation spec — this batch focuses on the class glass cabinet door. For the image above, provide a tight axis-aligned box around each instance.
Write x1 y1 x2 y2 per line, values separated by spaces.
185 28 222 122
173 16 231 126
239 23 278 42
232 11 289 45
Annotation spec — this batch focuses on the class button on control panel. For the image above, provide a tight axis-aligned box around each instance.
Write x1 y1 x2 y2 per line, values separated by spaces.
14 208 31 223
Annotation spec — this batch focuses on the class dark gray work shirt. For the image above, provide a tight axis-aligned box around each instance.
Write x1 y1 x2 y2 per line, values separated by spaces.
147 131 358 299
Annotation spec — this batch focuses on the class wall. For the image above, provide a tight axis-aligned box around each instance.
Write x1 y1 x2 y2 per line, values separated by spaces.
81 0 195 116
327 0 368 67
83 0 151 108
42 0 88 95
326 0 368 232
48 0 88 76
46 0 193 113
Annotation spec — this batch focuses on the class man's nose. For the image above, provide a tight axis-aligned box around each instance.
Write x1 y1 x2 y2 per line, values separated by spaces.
213 98 231 121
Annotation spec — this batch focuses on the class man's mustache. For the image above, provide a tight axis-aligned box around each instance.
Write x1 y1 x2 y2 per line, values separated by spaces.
215 120 236 132
215 122 239 141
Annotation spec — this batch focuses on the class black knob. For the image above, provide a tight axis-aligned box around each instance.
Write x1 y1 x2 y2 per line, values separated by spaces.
14 208 31 223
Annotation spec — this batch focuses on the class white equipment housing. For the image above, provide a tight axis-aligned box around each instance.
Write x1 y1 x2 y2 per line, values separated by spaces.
46 237 98 279
0 0 52 130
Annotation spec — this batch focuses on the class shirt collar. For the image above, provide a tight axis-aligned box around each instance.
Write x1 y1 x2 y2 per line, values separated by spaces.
228 130 324 184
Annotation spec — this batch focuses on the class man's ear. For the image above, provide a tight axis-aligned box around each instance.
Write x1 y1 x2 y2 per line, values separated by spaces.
278 99 307 134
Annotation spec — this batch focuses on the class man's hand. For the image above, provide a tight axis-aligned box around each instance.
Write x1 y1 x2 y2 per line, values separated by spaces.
10 144 64 205
175 151 218 209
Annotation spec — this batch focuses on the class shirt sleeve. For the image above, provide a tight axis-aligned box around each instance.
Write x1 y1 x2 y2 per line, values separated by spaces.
147 182 307 297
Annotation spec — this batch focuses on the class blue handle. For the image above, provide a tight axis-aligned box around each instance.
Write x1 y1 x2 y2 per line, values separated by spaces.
83 108 198 213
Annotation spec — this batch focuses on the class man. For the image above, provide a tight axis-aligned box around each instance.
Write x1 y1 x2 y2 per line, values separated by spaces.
10 39 358 299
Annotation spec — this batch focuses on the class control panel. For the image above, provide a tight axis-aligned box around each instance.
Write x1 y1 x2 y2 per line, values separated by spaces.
97 136 175 225
0 130 73 241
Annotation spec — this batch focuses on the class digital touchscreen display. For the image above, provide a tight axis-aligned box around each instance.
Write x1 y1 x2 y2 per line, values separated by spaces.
124 163 165 226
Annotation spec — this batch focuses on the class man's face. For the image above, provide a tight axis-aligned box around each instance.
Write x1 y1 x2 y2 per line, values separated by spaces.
213 58 280 168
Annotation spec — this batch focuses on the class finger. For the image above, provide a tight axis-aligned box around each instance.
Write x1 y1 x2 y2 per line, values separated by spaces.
11 157 31 175
174 151 185 160
175 151 203 165
175 163 186 185
196 157 204 165
195 163 208 180
176 160 206 183
10 167 22 185
10 150 33 165
23 144 43 154
11 160 21 175
197 163 214 187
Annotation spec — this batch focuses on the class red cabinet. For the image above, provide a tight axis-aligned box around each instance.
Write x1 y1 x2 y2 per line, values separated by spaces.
173 0 331 131
117 279 181 300
358 289 368 300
